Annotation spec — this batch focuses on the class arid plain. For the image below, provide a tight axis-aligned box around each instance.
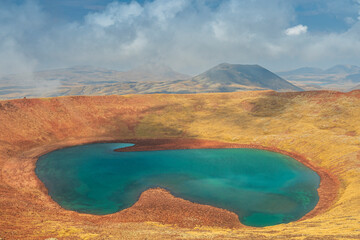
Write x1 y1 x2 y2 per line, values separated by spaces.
0 90 359 239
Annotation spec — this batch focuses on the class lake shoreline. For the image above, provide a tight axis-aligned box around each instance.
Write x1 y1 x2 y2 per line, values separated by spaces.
113 138 339 223
26 137 339 228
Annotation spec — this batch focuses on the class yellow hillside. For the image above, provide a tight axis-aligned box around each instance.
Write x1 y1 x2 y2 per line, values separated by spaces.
0 90 359 239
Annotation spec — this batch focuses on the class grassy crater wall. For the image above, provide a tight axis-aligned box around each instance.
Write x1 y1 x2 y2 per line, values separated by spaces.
0 90 359 239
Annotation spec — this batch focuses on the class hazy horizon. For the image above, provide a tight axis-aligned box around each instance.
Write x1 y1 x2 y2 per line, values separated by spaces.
3 62 360 79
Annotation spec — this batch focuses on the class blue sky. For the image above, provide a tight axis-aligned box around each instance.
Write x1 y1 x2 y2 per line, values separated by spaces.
37 0 360 33
1 0 360 76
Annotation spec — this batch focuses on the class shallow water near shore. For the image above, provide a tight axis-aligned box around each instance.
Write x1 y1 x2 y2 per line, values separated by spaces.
36 143 320 227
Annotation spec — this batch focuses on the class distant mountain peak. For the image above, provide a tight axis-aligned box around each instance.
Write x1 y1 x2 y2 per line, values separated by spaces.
325 64 360 74
192 63 302 91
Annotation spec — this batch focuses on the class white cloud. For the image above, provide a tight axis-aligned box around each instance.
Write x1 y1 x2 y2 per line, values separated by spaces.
345 17 356 25
0 38 37 76
0 1 43 76
1 0 360 78
86 1 143 27
285 24 308 36
148 0 188 24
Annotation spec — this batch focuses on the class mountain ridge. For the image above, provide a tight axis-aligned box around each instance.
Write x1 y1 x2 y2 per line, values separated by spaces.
277 64 360 91
278 64 360 76
0 63 302 99
192 63 302 91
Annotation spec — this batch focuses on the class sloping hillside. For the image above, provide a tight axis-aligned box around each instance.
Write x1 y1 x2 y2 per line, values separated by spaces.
0 90 359 239
191 63 302 91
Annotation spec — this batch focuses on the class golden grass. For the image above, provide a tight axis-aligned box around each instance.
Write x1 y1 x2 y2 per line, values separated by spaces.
0 90 359 239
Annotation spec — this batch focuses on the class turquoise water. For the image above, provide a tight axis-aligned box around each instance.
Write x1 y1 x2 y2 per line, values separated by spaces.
35 143 320 227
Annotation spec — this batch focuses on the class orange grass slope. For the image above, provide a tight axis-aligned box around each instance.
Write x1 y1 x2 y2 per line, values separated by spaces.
0 90 359 239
